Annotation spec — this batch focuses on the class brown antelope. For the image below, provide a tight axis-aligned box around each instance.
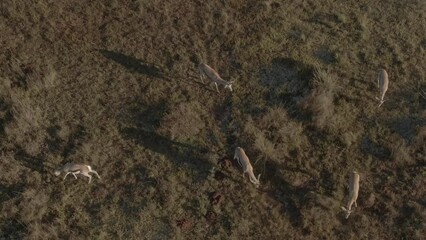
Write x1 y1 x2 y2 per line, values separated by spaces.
376 69 389 107
341 171 360 219
233 147 260 187
198 63 233 92
54 163 101 184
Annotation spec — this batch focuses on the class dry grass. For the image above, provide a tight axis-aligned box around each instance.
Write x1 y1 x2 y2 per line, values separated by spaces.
242 107 307 164
157 101 206 142
0 0 425 239
301 68 339 130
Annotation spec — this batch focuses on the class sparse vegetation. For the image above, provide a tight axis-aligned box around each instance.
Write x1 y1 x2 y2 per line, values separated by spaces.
0 0 425 239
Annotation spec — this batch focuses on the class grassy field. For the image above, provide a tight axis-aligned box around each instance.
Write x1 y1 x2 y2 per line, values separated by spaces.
0 0 425 239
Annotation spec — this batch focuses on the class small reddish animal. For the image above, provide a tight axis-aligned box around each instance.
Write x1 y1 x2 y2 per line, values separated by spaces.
54 163 101 184
218 158 232 169
341 171 360 219
210 191 223 205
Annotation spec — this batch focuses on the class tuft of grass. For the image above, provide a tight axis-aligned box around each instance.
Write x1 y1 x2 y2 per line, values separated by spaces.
157 101 206 142
388 134 414 166
301 68 339 131
241 107 307 164
4 90 46 155
335 12 348 24
357 14 369 41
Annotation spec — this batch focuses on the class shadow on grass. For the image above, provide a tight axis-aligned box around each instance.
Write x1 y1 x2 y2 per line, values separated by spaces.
264 160 312 228
258 57 314 121
0 183 25 204
118 97 212 180
120 127 211 178
388 117 426 143
14 148 47 174
98 49 165 79
360 136 390 160
121 127 205 156
0 218 26 239
45 124 87 161
98 49 217 92
0 99 12 136
0 177 28 237
119 101 167 132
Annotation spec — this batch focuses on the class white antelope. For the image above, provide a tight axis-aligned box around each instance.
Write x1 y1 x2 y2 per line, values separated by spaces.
234 147 260 187
376 69 389 107
341 171 360 219
54 163 101 184
198 63 233 92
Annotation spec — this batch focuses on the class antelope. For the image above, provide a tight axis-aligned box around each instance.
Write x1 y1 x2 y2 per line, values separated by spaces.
376 69 389 107
233 147 260 187
54 163 101 184
341 171 360 219
198 63 233 93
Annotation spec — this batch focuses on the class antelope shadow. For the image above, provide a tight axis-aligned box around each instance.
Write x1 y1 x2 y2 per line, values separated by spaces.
98 49 217 92
98 49 165 79
14 148 47 174
120 127 212 179
118 101 212 181
263 160 312 229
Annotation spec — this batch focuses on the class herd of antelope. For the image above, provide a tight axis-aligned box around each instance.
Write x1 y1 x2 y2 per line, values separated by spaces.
55 64 390 220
